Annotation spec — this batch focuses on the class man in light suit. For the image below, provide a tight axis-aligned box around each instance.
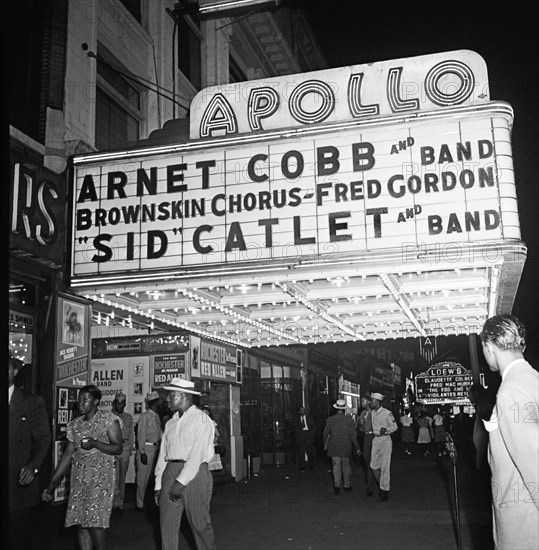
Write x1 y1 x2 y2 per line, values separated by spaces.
8 354 51 550
480 314 539 550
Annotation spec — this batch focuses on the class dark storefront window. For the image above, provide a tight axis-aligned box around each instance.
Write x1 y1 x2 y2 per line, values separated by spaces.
241 356 261 458
259 361 302 465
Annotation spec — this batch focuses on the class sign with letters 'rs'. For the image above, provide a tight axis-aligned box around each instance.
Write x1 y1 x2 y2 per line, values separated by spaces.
71 105 518 281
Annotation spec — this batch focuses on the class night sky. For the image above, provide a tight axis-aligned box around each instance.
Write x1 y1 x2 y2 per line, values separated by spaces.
291 0 539 366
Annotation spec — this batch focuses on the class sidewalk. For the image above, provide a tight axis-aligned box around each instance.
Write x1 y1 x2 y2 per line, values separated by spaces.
34 445 493 550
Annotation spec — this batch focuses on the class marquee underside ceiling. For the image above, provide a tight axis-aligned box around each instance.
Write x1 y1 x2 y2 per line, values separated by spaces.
78 242 526 349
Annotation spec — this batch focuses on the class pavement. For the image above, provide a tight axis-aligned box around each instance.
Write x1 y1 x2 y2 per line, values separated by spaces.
32 443 494 550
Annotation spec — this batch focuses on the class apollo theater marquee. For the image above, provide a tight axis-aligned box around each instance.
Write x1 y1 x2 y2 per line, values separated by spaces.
68 50 526 348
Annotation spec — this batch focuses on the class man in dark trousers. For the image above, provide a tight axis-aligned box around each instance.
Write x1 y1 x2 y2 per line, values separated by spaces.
8 354 51 550
294 406 316 470
357 394 377 496
154 378 216 550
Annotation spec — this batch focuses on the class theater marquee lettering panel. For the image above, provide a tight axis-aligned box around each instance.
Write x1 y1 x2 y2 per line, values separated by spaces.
71 112 517 278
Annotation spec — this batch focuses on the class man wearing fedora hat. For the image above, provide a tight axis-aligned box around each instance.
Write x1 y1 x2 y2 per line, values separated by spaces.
370 392 397 502
154 378 216 550
323 398 361 495
135 391 163 511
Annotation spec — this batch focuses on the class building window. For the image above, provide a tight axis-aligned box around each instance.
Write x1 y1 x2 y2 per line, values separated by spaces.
119 0 141 22
95 48 142 151
229 55 247 83
9 0 45 142
178 15 202 90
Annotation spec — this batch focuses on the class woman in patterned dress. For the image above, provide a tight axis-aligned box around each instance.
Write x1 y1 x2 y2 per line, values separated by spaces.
43 385 122 550
400 409 415 455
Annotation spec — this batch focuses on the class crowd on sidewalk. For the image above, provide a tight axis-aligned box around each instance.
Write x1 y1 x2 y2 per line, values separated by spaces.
8 315 539 550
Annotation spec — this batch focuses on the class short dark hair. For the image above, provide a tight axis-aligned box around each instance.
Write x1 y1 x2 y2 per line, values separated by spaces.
79 385 102 402
480 314 526 352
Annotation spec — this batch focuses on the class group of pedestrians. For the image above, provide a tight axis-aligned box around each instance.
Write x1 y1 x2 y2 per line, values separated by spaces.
39 377 221 550
8 314 538 550
398 407 449 457
321 392 397 502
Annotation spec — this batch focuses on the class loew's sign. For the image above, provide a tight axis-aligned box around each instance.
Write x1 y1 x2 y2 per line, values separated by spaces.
415 361 473 404
71 105 517 281
190 50 489 138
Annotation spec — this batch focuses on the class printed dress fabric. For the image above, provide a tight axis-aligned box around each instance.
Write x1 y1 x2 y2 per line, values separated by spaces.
417 417 432 443
65 411 117 528
400 416 414 443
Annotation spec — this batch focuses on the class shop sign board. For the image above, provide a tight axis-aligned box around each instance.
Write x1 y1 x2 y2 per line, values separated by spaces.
71 105 517 281
190 50 489 138
10 145 66 265
415 361 473 404
370 364 395 391
153 353 186 387
190 336 242 384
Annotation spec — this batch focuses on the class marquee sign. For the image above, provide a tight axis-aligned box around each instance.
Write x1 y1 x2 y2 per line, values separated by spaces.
71 103 517 281
415 361 474 404
189 50 489 139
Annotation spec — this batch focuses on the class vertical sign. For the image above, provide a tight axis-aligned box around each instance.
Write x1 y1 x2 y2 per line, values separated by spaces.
53 295 91 504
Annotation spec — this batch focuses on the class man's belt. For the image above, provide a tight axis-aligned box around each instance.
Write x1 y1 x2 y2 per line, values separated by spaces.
145 442 160 446
166 459 186 463
364 431 374 435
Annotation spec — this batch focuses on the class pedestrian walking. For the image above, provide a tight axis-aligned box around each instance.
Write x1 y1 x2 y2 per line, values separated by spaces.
9 355 52 550
416 410 433 456
294 405 316 471
42 385 123 550
154 378 216 550
432 408 446 456
323 398 361 494
202 405 224 473
357 394 377 495
370 392 397 501
480 314 539 550
136 391 163 511
400 409 414 455
111 392 134 514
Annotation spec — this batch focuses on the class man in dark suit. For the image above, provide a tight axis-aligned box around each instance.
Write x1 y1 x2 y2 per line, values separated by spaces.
294 406 316 470
8 354 51 550
323 399 361 494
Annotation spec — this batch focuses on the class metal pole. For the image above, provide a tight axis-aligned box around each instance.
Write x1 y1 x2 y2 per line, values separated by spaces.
453 462 462 550
446 433 462 550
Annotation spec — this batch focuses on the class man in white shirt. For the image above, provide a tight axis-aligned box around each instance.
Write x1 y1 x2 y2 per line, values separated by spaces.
154 378 216 550
480 314 539 550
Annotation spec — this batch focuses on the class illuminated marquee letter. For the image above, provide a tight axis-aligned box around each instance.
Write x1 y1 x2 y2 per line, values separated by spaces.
424 60 475 106
387 67 420 113
199 93 238 138
348 73 380 118
289 80 335 124
248 87 280 131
